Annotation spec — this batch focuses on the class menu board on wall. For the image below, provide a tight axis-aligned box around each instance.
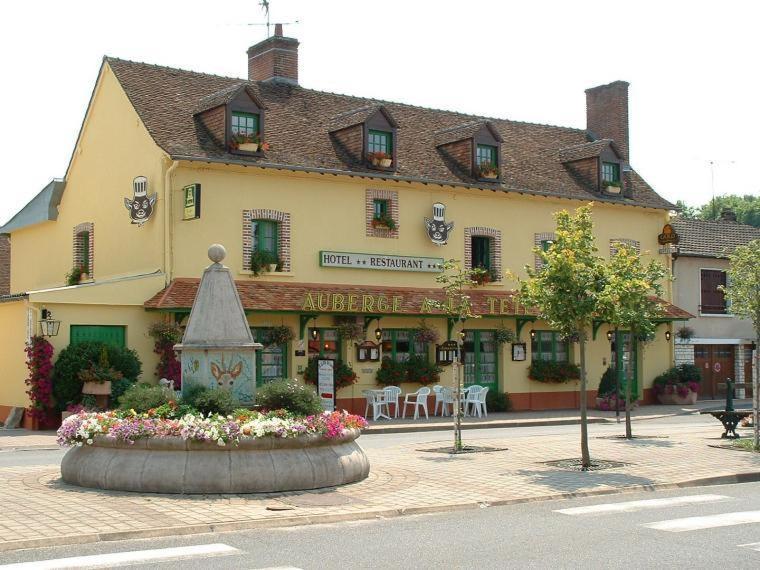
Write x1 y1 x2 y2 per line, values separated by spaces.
317 359 335 411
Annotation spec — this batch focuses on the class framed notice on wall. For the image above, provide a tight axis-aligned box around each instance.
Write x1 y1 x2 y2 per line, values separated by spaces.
182 184 201 220
317 359 335 411
512 343 526 361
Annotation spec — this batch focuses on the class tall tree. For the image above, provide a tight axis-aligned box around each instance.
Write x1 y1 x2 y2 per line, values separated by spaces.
720 239 760 450
675 200 697 219
598 243 667 438
427 260 484 452
697 194 760 227
518 204 606 469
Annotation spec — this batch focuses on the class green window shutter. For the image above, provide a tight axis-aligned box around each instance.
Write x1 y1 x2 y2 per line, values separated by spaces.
373 199 388 218
472 237 491 270
70 325 126 348
476 144 497 166
368 130 392 155
80 232 90 273
540 239 554 252
254 220 278 256
602 162 620 183
231 112 259 136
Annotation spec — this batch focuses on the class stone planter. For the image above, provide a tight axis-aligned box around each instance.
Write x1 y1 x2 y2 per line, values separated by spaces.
81 381 111 395
656 389 698 405
380 158 392 167
481 172 498 180
238 142 259 152
60 428 370 494
605 185 621 194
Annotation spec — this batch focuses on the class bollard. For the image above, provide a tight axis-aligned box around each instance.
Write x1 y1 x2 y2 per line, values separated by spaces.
725 378 734 412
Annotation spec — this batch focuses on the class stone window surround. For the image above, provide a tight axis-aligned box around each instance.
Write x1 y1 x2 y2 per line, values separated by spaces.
464 227 502 281
365 189 399 238
534 232 556 270
609 238 641 256
242 209 291 272
72 222 94 278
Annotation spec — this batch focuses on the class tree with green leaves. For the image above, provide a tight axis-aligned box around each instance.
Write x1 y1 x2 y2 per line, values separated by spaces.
675 200 698 219
598 243 667 439
426 259 485 452
518 204 606 469
720 239 760 450
698 194 760 227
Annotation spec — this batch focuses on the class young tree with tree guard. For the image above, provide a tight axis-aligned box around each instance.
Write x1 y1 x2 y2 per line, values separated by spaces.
517 204 606 469
598 242 667 439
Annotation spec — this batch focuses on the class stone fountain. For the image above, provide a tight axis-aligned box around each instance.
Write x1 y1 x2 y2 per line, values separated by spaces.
175 244 262 404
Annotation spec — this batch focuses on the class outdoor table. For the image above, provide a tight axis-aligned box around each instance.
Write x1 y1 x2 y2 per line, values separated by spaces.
368 389 391 421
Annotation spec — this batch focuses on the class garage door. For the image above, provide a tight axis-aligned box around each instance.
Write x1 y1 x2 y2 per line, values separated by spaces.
70 325 126 348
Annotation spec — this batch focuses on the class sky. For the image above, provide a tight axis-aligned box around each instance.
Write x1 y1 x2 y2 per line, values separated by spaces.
1 0 758 224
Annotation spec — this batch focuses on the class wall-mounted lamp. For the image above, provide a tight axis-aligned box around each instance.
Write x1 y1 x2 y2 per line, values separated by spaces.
665 330 672 342
323 342 330 351
606 330 614 342
529 329 536 340
374 328 383 341
310 328 319 341
39 308 61 337
458 330 466 341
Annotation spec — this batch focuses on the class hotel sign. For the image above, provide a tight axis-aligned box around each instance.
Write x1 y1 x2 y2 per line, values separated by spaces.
319 251 443 273
182 184 201 221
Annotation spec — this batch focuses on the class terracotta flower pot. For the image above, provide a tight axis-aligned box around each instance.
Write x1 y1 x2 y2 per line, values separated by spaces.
82 380 111 395
656 389 697 405
380 158 392 167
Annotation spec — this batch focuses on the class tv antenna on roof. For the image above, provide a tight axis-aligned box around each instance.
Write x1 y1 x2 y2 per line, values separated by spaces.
250 1 299 37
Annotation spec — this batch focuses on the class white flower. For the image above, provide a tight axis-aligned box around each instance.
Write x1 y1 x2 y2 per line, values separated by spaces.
217 438 225 446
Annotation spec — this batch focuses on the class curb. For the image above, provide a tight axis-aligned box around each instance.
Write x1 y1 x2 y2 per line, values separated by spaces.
366 417 610 434
2 471 759 553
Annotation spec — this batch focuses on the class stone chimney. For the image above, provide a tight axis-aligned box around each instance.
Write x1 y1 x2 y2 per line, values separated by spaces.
720 208 738 222
585 81 630 162
247 23 299 84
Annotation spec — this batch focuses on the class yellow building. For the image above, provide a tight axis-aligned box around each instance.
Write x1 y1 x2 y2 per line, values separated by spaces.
0 28 691 422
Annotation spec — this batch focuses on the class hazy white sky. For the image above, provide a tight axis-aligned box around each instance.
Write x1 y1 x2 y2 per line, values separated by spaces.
1 0 757 224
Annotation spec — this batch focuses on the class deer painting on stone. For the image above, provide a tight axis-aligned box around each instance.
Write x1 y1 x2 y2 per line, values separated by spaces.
210 355 243 389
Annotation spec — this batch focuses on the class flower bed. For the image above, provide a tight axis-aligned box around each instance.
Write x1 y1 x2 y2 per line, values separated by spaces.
58 409 370 493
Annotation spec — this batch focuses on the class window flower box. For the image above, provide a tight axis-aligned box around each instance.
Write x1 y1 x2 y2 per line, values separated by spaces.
603 180 622 194
476 162 499 180
371 214 397 231
368 152 392 168
238 142 259 152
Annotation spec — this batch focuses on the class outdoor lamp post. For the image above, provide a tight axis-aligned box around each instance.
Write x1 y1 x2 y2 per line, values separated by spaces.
39 308 61 337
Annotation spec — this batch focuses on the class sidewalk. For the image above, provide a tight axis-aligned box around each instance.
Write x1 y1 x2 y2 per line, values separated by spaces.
0 401 747 449
1 417 759 552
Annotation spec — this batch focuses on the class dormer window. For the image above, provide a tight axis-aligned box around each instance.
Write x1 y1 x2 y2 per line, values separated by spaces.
476 144 499 179
367 129 394 168
602 162 620 184
194 83 267 155
232 112 259 137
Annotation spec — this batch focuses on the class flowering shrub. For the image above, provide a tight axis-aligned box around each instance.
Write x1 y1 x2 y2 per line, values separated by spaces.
148 322 181 389
303 358 358 389
25 336 55 420
413 322 439 345
56 409 367 447
528 360 581 383
597 393 627 411
652 365 702 396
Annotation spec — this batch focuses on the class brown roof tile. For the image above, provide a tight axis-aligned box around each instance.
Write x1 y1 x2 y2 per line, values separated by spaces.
144 279 692 320
106 57 675 210
558 139 620 163
670 217 760 258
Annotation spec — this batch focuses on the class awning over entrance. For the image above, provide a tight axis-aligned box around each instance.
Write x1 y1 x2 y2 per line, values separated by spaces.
144 278 694 320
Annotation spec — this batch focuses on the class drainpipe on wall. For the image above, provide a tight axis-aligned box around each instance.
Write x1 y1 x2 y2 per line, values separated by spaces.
163 159 179 284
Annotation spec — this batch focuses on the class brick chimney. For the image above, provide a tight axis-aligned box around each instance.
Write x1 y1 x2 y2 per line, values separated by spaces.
247 23 299 84
720 208 738 222
585 81 630 162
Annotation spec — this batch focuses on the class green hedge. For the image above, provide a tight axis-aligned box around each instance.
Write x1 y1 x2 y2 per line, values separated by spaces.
52 341 141 411
528 360 580 383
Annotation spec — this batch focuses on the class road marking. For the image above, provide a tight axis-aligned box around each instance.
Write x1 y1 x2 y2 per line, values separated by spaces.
0 543 239 569
555 494 728 515
739 542 760 552
644 511 760 532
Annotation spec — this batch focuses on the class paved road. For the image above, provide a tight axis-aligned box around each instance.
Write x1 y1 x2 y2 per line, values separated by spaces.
2 481 759 568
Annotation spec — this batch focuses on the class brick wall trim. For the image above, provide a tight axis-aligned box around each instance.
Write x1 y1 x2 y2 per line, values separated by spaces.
610 238 641 256
534 232 556 270
465 226 502 281
72 222 94 278
242 209 291 272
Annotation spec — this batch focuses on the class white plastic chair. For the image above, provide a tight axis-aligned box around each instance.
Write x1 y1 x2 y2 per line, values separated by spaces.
433 385 445 416
402 387 431 420
437 387 455 417
462 385 483 417
383 386 402 418
468 386 490 418
363 390 390 421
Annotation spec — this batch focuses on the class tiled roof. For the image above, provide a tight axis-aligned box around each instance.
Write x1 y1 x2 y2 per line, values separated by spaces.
434 121 503 146
193 83 263 114
106 57 675 210
558 139 619 163
144 279 692 320
328 105 396 132
669 217 760 258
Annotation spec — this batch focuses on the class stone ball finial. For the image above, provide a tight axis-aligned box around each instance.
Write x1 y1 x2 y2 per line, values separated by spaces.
208 244 227 263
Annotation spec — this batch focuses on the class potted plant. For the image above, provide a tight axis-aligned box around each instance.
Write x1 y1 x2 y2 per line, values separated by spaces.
604 180 623 194
471 267 496 286
528 360 581 383
266 325 294 347
250 250 278 276
230 132 259 152
371 213 397 230
413 321 439 345
375 357 408 386
477 162 499 180
368 151 392 168
336 318 364 342
303 357 358 389
652 364 701 405
65 265 87 286
405 355 441 385
494 325 515 344
676 326 695 342
78 347 123 396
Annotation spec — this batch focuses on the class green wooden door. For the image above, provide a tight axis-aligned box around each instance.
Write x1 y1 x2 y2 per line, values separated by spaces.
462 330 498 390
612 331 638 397
70 325 126 348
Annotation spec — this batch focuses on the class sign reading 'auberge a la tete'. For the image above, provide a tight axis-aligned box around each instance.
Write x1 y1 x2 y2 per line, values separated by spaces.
320 251 443 273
